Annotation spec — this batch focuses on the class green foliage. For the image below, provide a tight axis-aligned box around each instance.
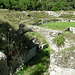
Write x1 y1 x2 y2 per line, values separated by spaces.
0 0 75 11
15 62 25 74
53 35 65 47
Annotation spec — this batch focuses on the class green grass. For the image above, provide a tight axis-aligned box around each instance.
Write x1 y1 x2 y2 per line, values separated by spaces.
39 22 75 30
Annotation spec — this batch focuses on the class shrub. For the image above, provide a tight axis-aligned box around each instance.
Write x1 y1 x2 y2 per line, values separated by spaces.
53 35 65 47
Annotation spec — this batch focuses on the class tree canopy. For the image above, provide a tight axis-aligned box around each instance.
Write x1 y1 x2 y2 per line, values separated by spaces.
0 0 75 11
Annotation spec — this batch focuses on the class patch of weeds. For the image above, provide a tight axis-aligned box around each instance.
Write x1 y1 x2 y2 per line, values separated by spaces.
53 35 65 47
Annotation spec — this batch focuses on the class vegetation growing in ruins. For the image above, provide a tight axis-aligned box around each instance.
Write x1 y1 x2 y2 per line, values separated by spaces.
53 35 65 47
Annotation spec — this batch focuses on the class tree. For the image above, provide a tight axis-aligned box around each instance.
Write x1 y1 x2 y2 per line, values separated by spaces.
73 0 75 9
59 1 67 10
0 0 75 11
51 2 59 11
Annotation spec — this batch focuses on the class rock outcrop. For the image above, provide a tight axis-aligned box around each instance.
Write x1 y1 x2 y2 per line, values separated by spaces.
0 52 8 75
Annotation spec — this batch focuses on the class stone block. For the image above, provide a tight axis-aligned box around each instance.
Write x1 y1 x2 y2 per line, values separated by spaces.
73 30 75 34
70 27 75 31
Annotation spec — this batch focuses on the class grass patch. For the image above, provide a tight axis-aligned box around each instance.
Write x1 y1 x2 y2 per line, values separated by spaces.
39 22 75 30
53 35 65 47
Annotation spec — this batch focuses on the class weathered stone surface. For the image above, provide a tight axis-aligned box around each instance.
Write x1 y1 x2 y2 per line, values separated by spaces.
50 65 75 75
49 38 75 75
0 52 8 75
70 27 75 34
70 27 75 32
73 30 75 33
26 25 62 37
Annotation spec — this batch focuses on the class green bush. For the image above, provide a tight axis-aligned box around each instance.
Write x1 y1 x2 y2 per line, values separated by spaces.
53 35 65 47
